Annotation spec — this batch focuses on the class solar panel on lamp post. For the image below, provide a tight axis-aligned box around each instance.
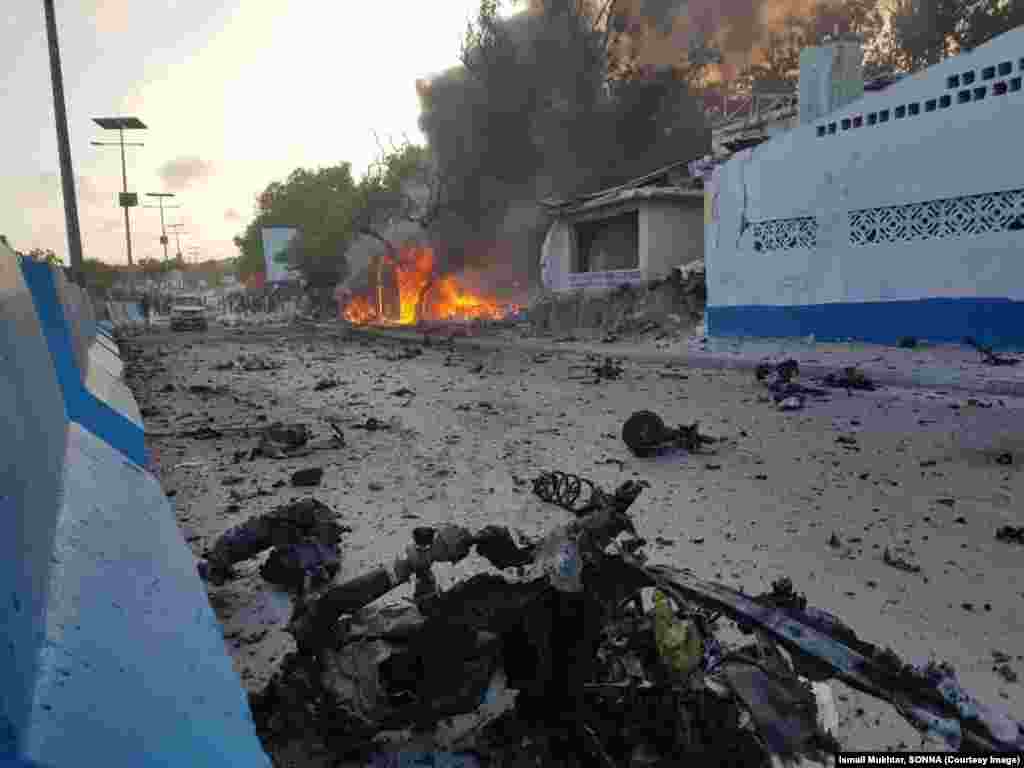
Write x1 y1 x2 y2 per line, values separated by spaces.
92 116 146 266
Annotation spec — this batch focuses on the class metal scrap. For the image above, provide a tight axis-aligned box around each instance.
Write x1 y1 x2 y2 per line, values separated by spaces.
621 410 716 457
964 337 1021 366
198 497 346 592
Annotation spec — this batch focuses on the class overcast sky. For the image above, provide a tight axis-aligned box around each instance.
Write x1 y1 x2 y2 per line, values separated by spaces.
3 1 485 264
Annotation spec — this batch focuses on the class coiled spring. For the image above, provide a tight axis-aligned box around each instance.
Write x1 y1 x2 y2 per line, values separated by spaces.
532 471 599 513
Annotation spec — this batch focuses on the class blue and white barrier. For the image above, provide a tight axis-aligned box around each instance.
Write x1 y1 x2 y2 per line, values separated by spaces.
1 242 271 767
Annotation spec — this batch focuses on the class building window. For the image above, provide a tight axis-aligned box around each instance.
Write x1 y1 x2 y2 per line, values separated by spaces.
974 86 987 100
982 66 996 80
1019 58 1024 71
574 212 639 273
958 90 972 103
1012 77 1023 91
894 105 906 119
751 217 818 252
828 122 837 134
947 74 960 88
817 125 827 137
925 99 937 112
868 112 878 125
999 61 1013 76
879 109 890 122
962 71 976 85
853 115 863 128
841 118 851 130
995 81 1009 96
940 94 952 108
909 102 921 115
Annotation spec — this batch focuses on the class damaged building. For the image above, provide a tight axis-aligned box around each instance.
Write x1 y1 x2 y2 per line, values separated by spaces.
706 25 1024 348
533 161 707 336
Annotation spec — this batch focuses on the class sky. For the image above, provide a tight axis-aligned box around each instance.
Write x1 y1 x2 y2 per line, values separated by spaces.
2 0 489 265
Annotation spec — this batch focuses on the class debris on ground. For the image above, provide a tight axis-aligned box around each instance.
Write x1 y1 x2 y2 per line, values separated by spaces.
995 525 1024 545
964 337 1021 367
197 498 345 592
996 452 1014 466
820 366 876 391
621 410 716 457
383 346 424 362
755 359 830 406
291 467 324 487
211 360 236 371
350 416 391 431
569 357 624 382
250 476 1024 767
391 387 416 398
314 377 341 391
253 423 313 459
236 353 285 371
883 547 922 574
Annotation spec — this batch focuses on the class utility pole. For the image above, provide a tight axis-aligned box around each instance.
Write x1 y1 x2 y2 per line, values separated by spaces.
92 117 146 266
167 223 186 262
143 193 179 263
42 0 84 285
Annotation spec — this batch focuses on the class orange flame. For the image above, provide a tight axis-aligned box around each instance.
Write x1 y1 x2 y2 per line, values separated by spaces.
342 244 519 326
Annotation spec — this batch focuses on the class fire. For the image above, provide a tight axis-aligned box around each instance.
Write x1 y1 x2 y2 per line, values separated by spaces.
342 244 520 326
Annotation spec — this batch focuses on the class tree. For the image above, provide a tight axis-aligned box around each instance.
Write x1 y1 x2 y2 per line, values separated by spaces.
234 163 364 304
889 0 1024 71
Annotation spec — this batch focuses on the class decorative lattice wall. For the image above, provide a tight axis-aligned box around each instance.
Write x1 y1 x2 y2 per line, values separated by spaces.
751 217 818 252
849 188 1024 246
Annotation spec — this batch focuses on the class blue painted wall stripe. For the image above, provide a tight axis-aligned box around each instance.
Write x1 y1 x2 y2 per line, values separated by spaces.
707 297 1024 350
19 261 146 466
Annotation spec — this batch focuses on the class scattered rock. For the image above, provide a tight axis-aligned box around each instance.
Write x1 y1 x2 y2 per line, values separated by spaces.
222 475 246 487
935 498 956 507
954 516 967 525
995 525 1024 545
995 452 1014 466
828 533 842 548
920 460 937 468
314 378 341 392
962 602 975 612
821 367 876 391
368 481 384 492
391 387 416 397
995 665 1018 684
291 468 324 487
654 536 675 546
778 395 804 411
883 547 921 574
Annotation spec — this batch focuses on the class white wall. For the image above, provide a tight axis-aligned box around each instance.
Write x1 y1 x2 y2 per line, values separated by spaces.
708 25 1024 312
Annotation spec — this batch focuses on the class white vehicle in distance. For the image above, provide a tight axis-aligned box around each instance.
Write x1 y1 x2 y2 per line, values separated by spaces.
170 294 209 332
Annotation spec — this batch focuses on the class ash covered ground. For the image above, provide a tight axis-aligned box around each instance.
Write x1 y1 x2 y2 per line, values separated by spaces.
124 322 1024 764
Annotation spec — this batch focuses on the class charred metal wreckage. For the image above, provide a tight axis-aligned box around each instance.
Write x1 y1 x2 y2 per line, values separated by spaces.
248 476 1024 767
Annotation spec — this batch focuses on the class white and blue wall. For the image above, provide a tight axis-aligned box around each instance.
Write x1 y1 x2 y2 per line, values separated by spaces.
0 241 270 768
706 25 1024 348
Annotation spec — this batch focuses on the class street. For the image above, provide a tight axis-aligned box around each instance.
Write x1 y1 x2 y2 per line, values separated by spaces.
126 324 1024 759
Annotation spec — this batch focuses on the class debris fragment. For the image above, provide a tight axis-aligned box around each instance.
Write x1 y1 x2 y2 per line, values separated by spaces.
964 337 1021 366
291 468 324 487
821 367 876 391
313 377 341 391
883 547 922 573
351 416 390 431
996 452 1014 466
198 498 344 591
253 423 313 459
391 387 416 397
996 665 1019 684
570 357 624 382
828 533 842 548
236 353 284 371
995 526 1024 545
621 410 715 457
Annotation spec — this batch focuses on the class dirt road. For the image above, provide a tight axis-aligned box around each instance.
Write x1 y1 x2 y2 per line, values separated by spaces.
126 324 1024 756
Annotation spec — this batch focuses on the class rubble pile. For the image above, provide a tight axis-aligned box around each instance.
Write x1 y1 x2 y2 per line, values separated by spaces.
198 498 347 593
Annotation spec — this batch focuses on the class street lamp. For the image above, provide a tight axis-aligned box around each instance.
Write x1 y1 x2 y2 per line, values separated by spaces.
92 116 146 266
143 192 179 262
42 0 84 285
167 222 187 262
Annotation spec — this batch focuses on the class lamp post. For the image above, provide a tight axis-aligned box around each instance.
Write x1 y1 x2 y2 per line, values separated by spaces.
143 193 178 262
92 117 146 266
42 0 84 285
167 223 187 262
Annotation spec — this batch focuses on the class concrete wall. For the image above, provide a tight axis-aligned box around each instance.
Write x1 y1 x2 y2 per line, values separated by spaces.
706 25 1024 347
0 242 270 767
642 200 704 275
541 197 704 295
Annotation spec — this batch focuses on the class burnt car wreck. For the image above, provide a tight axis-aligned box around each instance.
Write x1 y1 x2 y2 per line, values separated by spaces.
249 476 1024 767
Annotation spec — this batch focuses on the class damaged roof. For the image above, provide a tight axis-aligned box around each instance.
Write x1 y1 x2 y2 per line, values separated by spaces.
539 158 704 217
